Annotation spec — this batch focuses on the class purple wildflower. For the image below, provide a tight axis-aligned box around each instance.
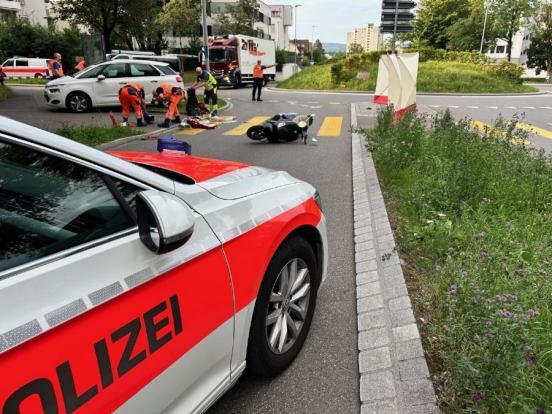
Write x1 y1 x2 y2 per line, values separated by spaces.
480 251 490 259
500 310 514 318
539 269 547 275
474 334 481 341
514 268 524 276
476 231 487 240
535 409 545 414
473 393 485 404
461 270 468 278
471 284 481 294
526 309 540 318
524 346 538 364
485 320 493 326
496 294 508 302
486 332 495 340
448 285 457 299
485 298 493 306
435 265 442 273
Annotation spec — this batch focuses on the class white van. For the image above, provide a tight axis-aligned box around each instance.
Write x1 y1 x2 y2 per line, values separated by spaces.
0 57 50 79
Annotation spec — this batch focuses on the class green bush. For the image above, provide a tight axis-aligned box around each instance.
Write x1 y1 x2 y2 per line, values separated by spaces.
0 85 11 102
365 109 552 413
55 125 140 146
492 61 525 85
0 18 83 72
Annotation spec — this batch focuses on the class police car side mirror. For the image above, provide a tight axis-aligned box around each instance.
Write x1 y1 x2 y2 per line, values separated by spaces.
97 74 106 81
136 190 195 255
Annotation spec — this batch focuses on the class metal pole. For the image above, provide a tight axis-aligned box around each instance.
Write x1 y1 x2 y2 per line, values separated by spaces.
480 3 489 54
311 25 315 65
294 5 299 67
201 0 210 71
392 0 399 53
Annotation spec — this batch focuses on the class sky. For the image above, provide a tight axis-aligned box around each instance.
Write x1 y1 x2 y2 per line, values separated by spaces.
265 0 382 44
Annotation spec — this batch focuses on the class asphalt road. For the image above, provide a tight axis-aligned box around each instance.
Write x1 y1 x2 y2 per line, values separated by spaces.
1 85 551 413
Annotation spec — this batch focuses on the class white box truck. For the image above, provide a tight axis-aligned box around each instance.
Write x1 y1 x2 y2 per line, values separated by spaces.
205 35 276 88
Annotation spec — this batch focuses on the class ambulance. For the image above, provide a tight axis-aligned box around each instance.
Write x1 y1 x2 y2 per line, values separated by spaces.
0 57 50 79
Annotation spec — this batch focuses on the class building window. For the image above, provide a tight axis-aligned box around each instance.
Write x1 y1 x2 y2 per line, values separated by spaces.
496 45 506 53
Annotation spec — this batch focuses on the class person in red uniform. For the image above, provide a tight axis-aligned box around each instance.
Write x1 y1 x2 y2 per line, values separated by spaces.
252 60 275 102
119 83 146 127
153 83 185 128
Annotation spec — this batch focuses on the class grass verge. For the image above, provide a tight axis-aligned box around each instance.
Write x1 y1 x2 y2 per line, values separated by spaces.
0 85 11 102
55 125 141 146
279 61 538 93
364 109 552 413
5 78 49 85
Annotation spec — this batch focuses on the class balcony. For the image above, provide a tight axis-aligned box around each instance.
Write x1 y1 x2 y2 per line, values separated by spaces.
0 0 21 11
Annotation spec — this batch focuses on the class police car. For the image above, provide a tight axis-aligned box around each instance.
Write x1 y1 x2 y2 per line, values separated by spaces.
0 117 328 413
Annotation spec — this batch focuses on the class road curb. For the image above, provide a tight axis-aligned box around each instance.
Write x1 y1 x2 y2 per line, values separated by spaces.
350 103 439 413
271 86 546 97
4 83 45 88
96 100 233 151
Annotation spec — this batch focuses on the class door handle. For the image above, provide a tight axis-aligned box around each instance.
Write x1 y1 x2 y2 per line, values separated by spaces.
151 80 158 83
119 82 127 85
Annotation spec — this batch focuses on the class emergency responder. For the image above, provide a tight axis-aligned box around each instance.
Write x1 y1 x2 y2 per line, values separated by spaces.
119 83 147 127
48 53 64 79
153 83 185 128
75 59 86 72
192 67 219 117
252 60 275 102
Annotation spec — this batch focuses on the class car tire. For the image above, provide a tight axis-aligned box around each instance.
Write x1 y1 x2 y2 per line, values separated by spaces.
34 73 44 79
247 236 319 377
66 92 92 113
233 73 242 89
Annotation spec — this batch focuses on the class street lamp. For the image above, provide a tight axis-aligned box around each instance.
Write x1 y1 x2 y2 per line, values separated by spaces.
294 4 302 69
480 1 489 54
311 25 316 65
201 0 210 71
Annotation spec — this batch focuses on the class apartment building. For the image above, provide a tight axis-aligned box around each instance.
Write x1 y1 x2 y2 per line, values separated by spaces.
346 24 380 53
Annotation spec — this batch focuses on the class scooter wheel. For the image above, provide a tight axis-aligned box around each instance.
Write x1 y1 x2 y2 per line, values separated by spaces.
247 126 268 141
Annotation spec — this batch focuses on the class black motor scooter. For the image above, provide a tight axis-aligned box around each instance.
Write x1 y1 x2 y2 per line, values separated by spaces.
246 113 316 144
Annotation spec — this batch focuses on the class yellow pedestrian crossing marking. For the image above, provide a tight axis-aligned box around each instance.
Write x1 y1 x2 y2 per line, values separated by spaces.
469 120 531 145
174 128 205 136
516 122 552 141
317 116 343 137
224 116 270 136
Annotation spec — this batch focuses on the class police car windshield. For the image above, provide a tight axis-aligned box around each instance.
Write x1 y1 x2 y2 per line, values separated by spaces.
210 49 227 63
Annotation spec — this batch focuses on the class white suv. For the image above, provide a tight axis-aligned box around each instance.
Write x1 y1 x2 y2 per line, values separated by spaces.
44 60 183 113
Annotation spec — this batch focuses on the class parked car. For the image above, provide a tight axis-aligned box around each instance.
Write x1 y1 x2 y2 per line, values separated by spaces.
0 117 328 413
43 59 183 112
0 57 50 79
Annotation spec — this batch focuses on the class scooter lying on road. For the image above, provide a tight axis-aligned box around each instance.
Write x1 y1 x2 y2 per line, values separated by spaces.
246 113 316 144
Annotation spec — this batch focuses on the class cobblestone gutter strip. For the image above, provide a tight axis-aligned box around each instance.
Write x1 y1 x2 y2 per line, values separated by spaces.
351 103 438 414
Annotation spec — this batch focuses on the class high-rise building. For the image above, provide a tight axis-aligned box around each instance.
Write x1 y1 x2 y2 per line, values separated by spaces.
346 24 380 53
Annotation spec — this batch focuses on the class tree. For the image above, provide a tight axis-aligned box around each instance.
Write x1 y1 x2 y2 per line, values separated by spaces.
115 0 166 53
348 43 364 54
412 0 471 49
489 0 540 61
53 0 131 53
526 3 552 82
215 0 260 37
157 0 202 52
0 18 83 69
445 0 493 51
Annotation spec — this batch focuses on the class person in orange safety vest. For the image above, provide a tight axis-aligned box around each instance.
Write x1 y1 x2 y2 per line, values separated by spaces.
75 59 86 72
119 83 147 127
48 53 64 79
153 84 185 128
252 60 275 102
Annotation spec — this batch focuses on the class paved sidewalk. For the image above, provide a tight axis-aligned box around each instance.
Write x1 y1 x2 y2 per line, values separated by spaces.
351 103 438 414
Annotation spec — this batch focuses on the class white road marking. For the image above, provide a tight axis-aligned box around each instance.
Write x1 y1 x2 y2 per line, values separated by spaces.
505 106 517 109
448 105 459 109
540 106 552 110
268 100 279 103
287 101 297 105
522 106 536 109
467 106 479 109
488 106 498 109
429 105 441 108
329 102 341 105
548 123 552 127
310 106 323 109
